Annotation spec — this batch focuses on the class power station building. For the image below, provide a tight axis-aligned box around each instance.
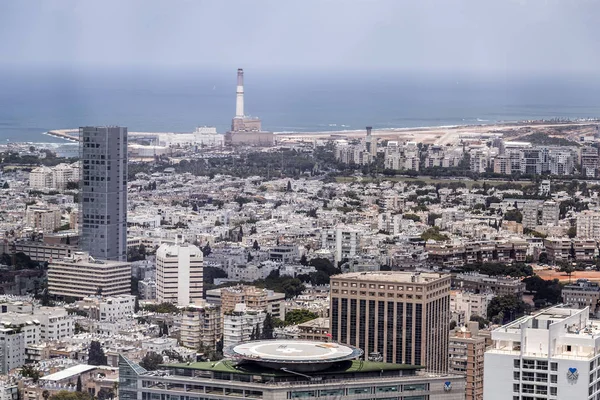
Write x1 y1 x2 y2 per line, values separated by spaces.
225 69 274 146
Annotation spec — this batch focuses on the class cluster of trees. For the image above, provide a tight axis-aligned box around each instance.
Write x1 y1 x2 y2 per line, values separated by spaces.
88 341 107 366
523 276 563 306
487 294 530 325
256 271 305 299
280 309 319 326
420 227 449 242
250 314 275 340
139 352 164 370
0 252 40 269
142 303 180 314
21 364 42 382
456 262 534 278
0 150 76 167
297 257 341 286
127 244 147 262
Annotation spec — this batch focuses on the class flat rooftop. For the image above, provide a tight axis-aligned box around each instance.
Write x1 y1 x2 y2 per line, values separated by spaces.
332 271 448 283
40 364 97 382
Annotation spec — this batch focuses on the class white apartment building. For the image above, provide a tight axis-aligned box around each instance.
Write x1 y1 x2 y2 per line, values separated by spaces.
34 307 74 342
484 306 600 400
321 226 361 264
0 328 26 374
522 201 541 230
450 291 493 322
73 295 136 322
138 279 157 300
51 162 79 190
29 166 53 189
578 210 600 239
48 252 131 299
223 303 265 348
156 242 203 306
541 201 560 226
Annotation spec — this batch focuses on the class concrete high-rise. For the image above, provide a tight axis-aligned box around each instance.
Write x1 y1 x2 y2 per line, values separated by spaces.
484 306 600 400
449 322 487 400
330 271 451 373
156 242 204 306
80 126 128 261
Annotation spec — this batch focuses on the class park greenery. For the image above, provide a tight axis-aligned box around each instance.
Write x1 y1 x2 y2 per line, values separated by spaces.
456 262 534 278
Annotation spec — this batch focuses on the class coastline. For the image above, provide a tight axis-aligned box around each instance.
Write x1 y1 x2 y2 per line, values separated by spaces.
26 118 600 145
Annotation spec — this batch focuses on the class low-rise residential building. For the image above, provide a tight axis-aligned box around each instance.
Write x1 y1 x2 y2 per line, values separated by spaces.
452 273 525 297
297 317 330 341
562 279 600 317
206 285 285 320
48 252 131 299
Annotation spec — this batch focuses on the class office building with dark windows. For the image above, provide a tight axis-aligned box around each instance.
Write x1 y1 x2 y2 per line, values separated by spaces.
330 271 451 373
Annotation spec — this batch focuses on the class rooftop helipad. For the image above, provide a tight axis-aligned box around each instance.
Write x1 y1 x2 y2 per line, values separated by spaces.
225 340 362 364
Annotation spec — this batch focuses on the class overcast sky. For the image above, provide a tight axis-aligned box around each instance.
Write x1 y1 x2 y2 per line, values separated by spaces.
1 0 599 75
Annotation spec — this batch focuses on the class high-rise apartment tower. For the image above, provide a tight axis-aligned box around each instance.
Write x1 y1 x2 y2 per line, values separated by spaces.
79 126 127 261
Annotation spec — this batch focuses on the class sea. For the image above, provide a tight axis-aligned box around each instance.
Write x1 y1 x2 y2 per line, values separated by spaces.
1 67 600 143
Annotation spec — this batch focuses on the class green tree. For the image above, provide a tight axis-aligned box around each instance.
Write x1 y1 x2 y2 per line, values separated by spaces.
139 351 163 371
403 213 421 222
49 391 93 400
567 226 577 238
503 209 523 223
253 240 260 251
469 315 490 329
76 375 82 392
21 364 41 382
427 213 442 226
262 313 275 339
559 262 575 283
299 254 308 266
487 295 527 325
254 322 261 341
284 309 319 325
87 341 107 366
420 227 449 242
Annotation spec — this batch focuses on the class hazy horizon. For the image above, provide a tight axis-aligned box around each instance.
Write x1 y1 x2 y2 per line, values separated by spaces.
2 0 600 77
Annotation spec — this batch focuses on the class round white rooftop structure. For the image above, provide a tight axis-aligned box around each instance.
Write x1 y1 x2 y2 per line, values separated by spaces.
225 340 363 372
